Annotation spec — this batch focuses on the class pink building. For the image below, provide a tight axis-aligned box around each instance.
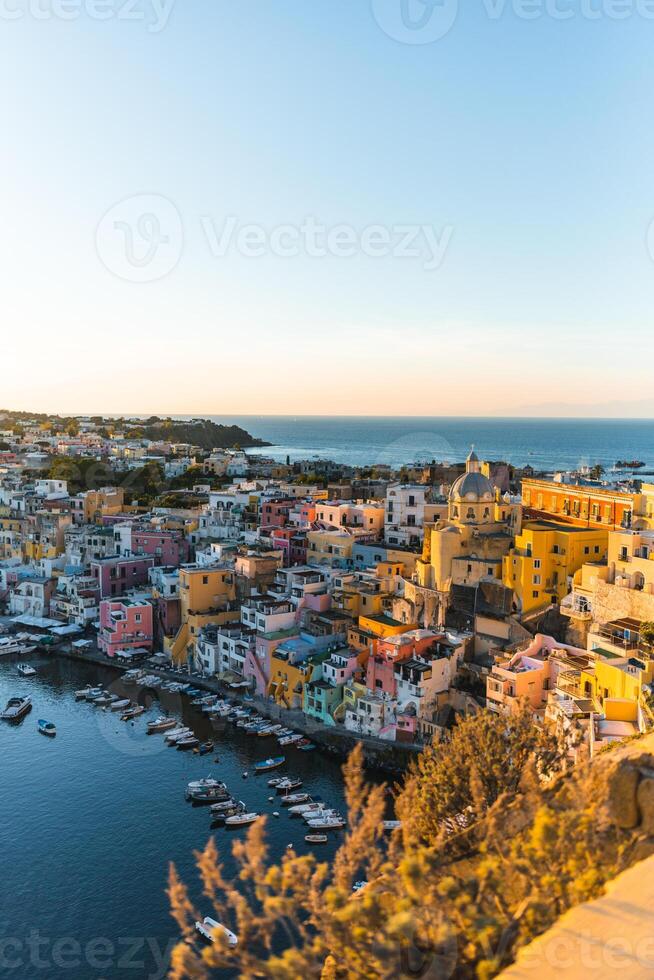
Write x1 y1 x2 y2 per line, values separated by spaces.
260 498 295 527
367 629 444 699
90 556 156 598
131 527 189 565
98 598 154 657
270 528 308 567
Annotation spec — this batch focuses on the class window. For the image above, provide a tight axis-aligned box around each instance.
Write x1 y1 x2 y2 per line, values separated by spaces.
584 546 590 555
202 576 208 585
533 575 541 585
532 590 539 598
534 559 541 569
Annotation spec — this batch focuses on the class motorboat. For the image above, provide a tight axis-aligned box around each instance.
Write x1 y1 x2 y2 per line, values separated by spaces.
306 816 345 830
224 811 260 827
0 638 36 657
276 778 303 793
176 735 200 750
147 717 177 734
189 786 231 804
121 705 145 721
165 728 192 744
267 776 285 788
38 719 56 737
305 834 328 844
254 756 285 772
288 801 324 815
383 820 402 832
84 687 104 701
210 803 246 823
1 696 32 721
280 792 309 806
278 733 303 746
209 797 238 813
195 917 238 947
92 693 118 707
17 664 37 677
257 724 283 737
186 777 226 794
303 808 339 823
109 699 131 712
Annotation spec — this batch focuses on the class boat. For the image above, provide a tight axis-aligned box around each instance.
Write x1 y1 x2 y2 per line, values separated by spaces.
17 664 37 677
84 687 104 701
165 728 192 744
288 801 324 815
186 778 227 795
276 778 303 793
307 816 345 830
109 699 131 712
0 638 37 657
1 696 32 721
267 776 286 787
302 808 339 823
299 742 316 752
254 756 285 772
176 735 200 750
224 811 260 827
281 792 309 806
38 719 56 737
195 917 238 947
616 459 645 469
147 717 177 734
305 834 328 844
193 740 214 755
278 733 303 746
188 786 231 804
383 820 402 832
209 797 238 813
92 693 118 707
121 705 145 721
210 803 246 823
257 724 283 737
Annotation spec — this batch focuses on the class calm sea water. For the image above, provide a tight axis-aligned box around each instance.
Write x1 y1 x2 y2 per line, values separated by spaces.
214 416 654 472
0 657 357 979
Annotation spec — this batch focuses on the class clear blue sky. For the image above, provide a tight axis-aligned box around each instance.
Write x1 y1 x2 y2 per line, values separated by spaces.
2 0 653 416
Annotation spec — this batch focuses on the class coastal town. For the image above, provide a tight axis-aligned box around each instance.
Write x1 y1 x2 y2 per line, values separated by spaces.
2 410 654 764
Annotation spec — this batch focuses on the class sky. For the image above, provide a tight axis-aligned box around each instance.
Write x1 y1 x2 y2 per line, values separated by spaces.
1 0 653 418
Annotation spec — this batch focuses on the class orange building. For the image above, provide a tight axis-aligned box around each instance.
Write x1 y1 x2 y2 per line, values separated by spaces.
522 479 640 531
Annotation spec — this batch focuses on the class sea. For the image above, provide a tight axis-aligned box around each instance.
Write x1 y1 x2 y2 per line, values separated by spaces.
212 416 654 473
0 657 359 979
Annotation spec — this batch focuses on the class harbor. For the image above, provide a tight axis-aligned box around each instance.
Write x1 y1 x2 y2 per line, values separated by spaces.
0 653 373 979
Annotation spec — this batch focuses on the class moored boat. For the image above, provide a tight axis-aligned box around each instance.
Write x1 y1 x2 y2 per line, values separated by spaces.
109 699 131 712
305 834 328 844
17 664 37 677
1 696 32 721
307 815 345 830
280 792 309 805
193 740 214 755
195 916 238 947
254 756 285 772
225 811 260 827
165 727 192 744
147 716 177 734
276 777 302 793
38 719 56 737
121 705 145 721
176 735 200 750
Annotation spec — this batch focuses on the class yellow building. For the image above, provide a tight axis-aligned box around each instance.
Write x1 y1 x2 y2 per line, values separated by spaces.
307 528 357 568
347 612 416 655
169 563 239 664
504 521 608 618
0 516 24 560
409 450 520 627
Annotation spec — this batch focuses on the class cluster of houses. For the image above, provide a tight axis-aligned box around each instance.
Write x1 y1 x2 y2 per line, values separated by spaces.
3 415 654 755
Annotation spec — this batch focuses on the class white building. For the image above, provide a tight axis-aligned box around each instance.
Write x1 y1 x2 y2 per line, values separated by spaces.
384 484 427 548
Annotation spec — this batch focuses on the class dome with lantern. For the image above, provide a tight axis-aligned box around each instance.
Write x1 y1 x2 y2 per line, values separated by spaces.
448 449 496 523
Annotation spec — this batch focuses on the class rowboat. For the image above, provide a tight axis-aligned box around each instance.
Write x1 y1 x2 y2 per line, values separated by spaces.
38 719 57 737
254 756 285 772
176 736 200 750
276 778 302 793
195 917 238 947
109 699 131 712
305 834 328 844
281 792 309 806
165 727 191 743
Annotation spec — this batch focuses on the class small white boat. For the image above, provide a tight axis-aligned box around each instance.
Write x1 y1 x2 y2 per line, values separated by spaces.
195 916 238 947
165 728 192 744
302 808 339 823
382 820 402 832
187 778 226 795
146 717 177 734
84 687 105 701
305 834 328 844
280 792 309 806
177 736 200 750
109 699 131 712
17 664 37 677
307 816 345 830
288 801 323 815
225 812 260 827
121 705 145 720
92 693 118 707
1 696 32 721
38 719 57 737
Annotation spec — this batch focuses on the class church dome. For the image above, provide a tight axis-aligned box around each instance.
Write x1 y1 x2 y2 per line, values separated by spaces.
449 447 495 502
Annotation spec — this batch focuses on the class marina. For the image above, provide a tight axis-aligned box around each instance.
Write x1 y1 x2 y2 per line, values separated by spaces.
0 654 361 978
